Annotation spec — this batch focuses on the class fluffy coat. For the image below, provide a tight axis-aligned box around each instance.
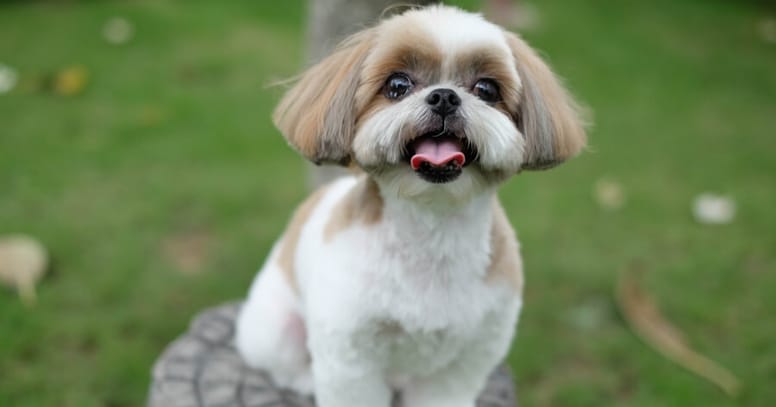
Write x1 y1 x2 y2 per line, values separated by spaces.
236 6 585 407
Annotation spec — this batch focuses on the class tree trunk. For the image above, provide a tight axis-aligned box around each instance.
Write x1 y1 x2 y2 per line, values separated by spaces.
305 0 433 189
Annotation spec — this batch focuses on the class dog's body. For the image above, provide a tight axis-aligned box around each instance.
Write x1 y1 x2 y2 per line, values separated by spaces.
238 175 521 405
236 6 585 407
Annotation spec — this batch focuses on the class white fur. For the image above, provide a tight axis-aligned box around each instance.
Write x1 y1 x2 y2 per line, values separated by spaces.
237 176 521 407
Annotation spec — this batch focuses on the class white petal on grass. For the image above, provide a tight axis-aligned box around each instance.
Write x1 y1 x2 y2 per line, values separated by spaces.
0 235 48 306
594 178 626 211
0 63 19 94
693 193 735 225
103 17 134 45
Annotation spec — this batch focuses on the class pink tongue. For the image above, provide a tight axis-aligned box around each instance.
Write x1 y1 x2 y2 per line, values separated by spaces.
410 138 466 170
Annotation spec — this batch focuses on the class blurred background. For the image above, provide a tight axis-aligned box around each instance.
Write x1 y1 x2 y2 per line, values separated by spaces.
1 0 775 406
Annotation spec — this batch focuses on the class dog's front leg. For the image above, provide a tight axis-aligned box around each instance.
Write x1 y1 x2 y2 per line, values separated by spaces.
401 369 482 407
307 324 392 407
403 303 521 407
312 364 392 407
310 350 391 407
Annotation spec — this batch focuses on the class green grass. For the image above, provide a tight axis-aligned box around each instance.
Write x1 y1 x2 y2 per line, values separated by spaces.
1 1 774 406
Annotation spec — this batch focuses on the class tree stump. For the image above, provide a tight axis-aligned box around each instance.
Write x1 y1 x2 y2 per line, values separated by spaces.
149 302 518 407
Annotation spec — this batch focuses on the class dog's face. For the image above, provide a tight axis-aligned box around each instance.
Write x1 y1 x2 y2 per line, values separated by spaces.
274 6 586 200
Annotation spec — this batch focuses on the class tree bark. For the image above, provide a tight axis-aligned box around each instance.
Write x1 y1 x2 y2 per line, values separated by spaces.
305 0 434 189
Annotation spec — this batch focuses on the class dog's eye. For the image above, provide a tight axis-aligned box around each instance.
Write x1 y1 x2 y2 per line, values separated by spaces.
383 73 414 100
473 78 501 103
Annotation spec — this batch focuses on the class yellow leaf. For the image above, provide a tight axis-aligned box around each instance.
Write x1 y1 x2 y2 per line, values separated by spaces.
54 65 89 96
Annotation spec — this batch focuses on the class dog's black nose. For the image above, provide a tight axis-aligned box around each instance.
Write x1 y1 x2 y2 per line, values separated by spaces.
426 88 460 116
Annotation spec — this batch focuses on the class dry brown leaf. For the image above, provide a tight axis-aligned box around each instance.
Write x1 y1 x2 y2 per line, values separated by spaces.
162 230 212 275
616 264 741 396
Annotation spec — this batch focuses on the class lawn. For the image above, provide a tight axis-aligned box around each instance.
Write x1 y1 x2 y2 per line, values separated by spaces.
1 0 774 406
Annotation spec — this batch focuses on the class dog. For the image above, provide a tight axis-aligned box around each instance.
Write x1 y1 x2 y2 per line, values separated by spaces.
236 5 586 407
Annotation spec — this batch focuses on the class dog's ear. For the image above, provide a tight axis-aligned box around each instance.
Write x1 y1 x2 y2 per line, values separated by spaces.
504 32 587 171
273 29 375 166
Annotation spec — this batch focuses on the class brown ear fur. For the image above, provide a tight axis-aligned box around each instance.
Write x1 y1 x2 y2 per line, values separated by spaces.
505 32 587 170
273 29 375 166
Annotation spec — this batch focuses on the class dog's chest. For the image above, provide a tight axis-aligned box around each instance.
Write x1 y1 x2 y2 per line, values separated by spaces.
374 317 469 379
345 220 501 373
300 185 513 375
356 215 494 323
362 277 508 381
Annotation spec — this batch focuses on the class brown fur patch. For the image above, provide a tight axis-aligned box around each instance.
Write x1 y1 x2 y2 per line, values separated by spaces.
449 47 521 112
354 24 442 127
324 176 383 242
273 29 377 165
360 35 442 93
486 200 524 293
504 31 587 170
278 186 329 292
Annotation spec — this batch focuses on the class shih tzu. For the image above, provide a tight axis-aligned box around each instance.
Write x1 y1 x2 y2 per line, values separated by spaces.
236 5 586 407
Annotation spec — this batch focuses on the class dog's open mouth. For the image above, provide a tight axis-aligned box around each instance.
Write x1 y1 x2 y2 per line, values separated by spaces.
405 132 478 184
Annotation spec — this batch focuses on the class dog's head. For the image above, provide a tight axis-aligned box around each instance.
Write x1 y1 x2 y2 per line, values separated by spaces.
274 6 586 200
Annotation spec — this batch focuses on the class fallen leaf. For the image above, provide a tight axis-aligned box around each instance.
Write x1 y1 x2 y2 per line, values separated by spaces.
54 65 89 96
162 230 212 275
0 63 19 94
0 235 48 306
594 178 626 211
103 17 134 45
616 264 741 396
693 193 735 225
